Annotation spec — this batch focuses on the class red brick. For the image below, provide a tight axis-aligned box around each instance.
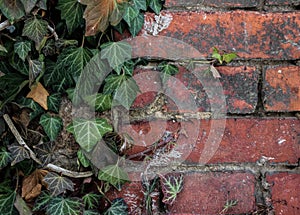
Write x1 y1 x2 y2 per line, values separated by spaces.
263 65 300 112
185 118 300 164
165 0 258 8
167 172 255 214
132 11 300 60
267 173 300 215
266 0 300 6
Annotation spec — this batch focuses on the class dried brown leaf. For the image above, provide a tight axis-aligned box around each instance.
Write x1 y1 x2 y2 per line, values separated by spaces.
26 82 49 110
80 0 126 36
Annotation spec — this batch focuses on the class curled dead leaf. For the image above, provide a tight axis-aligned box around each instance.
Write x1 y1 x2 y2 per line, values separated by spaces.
26 82 49 110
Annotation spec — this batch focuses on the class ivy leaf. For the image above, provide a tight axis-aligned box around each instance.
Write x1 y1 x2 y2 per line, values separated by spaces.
67 118 112 152
0 147 11 169
77 149 90 168
101 41 132 69
84 210 100 215
161 174 184 205
22 0 38 14
0 44 8 53
123 5 139 27
98 164 130 191
128 13 144 36
0 0 25 21
149 0 162 14
57 0 84 33
22 16 48 48
158 62 179 83
47 93 62 113
14 41 31 61
103 74 126 94
0 191 16 215
133 0 146 11
39 114 63 141
46 196 82 215
222 52 238 63
8 143 30 166
18 97 44 120
28 59 44 84
104 198 128 215
33 191 52 211
34 141 55 166
82 193 101 209
43 172 74 196
84 93 112 112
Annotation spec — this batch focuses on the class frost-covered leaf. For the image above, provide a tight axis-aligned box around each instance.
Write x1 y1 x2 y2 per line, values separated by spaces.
123 5 138 27
14 41 31 61
161 174 183 205
43 172 74 196
46 196 82 215
67 118 112 152
0 44 8 53
47 93 62 113
82 193 101 209
104 198 128 215
0 0 25 21
149 0 162 14
101 41 132 69
84 93 112 112
98 164 129 191
57 0 84 33
0 191 16 215
133 0 146 11
77 149 90 168
22 16 48 47
33 191 52 211
158 62 179 83
39 114 63 141
0 147 11 169
8 143 30 166
128 13 144 36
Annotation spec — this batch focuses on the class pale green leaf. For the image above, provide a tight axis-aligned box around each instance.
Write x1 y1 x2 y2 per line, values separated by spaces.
77 149 90 168
149 0 162 14
43 172 74 196
84 93 112 112
104 198 128 215
101 41 132 69
7 143 30 166
223 52 238 63
0 191 16 215
39 114 63 141
47 93 62 113
57 0 84 33
82 193 101 209
0 0 25 21
22 16 48 47
212 47 222 64
21 0 38 14
0 147 11 169
133 0 146 11
46 197 82 215
123 5 139 27
161 174 183 205
0 44 8 53
128 13 144 36
98 164 130 191
67 118 112 152
14 41 31 61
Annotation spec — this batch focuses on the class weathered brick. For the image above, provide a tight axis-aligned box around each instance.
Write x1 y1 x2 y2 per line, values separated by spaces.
133 11 300 60
165 0 259 8
266 0 300 6
167 172 255 214
186 118 300 164
267 173 300 215
263 65 300 112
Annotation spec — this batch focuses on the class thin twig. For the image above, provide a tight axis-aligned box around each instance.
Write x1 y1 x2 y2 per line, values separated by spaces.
45 163 93 178
3 114 42 165
0 20 10 32
47 25 58 41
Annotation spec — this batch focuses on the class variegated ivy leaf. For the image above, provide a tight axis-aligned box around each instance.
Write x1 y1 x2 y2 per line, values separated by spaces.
22 16 48 48
84 93 112 112
0 191 16 215
0 0 25 21
161 174 184 205
101 41 132 69
39 114 63 141
43 172 74 196
104 198 128 215
67 118 112 152
32 191 52 211
8 143 30 166
14 41 31 61
56 0 84 34
46 196 82 215
0 147 11 169
98 164 130 191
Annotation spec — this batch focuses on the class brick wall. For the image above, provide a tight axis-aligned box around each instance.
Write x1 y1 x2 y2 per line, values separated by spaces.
113 1 300 214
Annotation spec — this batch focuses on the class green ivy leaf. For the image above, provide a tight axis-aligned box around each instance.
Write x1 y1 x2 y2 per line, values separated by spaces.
149 0 162 14
43 172 74 196
0 44 8 53
222 52 238 63
98 164 130 191
22 16 48 48
158 62 179 83
46 196 82 215
101 41 132 69
67 118 112 152
28 59 44 83
83 210 99 215
82 193 101 209
47 93 62 113
14 41 31 61
104 198 128 215
7 143 30 166
114 60 135 76
39 114 63 141
57 0 84 33
84 93 112 112
0 191 16 215
103 74 126 94
77 149 90 168
133 0 147 11
123 5 139 27
18 97 44 120
33 191 52 211
128 13 144 37
0 0 25 21
0 147 11 169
